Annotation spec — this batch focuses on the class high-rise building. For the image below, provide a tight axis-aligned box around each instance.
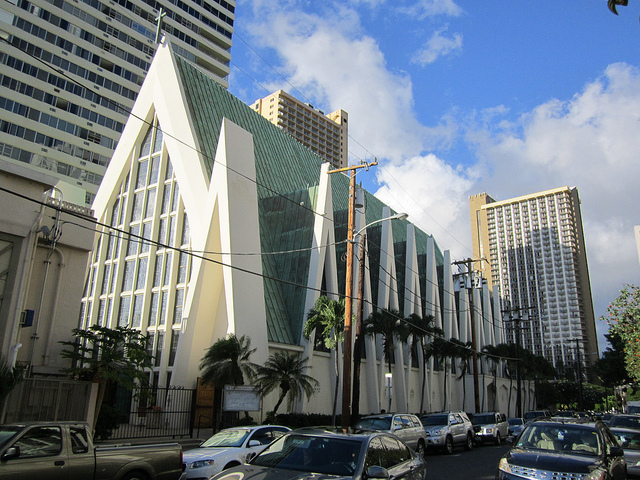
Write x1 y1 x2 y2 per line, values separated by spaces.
0 0 235 206
470 187 598 375
250 90 348 169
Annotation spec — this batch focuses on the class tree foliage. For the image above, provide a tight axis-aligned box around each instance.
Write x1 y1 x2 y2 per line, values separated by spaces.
303 295 345 424
255 352 318 416
608 0 629 15
60 325 153 429
602 284 640 382
199 334 257 387
594 332 630 387
364 308 409 373
0 354 24 405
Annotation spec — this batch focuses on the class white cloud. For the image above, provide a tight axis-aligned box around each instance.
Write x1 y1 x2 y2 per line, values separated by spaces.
373 154 476 257
397 0 463 19
238 2 640 352
244 4 445 162
412 27 463 66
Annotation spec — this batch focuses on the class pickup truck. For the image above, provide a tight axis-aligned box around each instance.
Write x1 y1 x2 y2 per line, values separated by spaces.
0 421 184 480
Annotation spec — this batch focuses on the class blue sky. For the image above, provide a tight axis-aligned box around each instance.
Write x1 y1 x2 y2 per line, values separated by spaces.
227 0 640 353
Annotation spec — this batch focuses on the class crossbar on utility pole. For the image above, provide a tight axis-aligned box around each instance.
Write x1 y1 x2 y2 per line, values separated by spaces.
328 160 376 432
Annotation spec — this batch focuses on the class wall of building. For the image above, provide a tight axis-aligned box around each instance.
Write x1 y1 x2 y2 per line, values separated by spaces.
0 159 95 375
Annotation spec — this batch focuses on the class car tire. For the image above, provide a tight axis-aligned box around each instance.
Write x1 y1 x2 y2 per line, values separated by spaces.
494 432 501 446
444 435 454 454
416 440 426 457
464 433 473 451
120 472 149 480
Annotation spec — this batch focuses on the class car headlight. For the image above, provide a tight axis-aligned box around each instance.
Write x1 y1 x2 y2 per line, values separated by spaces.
190 460 215 469
432 429 444 435
485 428 494 434
498 458 512 474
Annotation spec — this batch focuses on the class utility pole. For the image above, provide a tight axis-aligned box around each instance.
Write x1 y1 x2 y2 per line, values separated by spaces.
502 306 535 417
328 160 376 432
352 233 366 423
452 258 485 414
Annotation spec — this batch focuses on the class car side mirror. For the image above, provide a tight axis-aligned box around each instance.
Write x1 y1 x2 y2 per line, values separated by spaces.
609 446 624 457
366 466 390 479
248 440 261 447
1 446 20 461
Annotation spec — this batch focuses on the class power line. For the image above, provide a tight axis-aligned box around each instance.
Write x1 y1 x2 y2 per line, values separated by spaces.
0 36 333 226
2 184 518 361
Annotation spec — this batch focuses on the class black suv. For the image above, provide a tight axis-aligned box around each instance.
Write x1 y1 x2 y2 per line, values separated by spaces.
497 418 626 480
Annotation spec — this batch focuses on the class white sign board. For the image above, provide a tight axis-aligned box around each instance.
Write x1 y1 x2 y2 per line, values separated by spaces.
223 386 260 412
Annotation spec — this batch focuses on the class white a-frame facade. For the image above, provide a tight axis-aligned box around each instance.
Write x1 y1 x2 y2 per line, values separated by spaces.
81 40 528 419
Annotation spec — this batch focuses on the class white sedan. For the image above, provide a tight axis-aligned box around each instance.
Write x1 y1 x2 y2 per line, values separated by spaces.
183 425 290 479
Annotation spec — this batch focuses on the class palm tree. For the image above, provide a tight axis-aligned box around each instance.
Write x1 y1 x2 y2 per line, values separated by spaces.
451 338 473 410
430 337 460 410
255 351 318 416
405 313 443 413
199 334 258 387
303 295 345 425
482 344 503 411
364 308 409 375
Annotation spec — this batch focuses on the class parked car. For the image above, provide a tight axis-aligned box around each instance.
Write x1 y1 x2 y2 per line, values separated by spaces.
553 410 577 419
523 410 551 422
472 412 509 445
420 411 474 454
353 413 427 456
609 414 640 430
507 418 525 438
0 421 184 480
496 418 627 480
183 425 290 479
209 428 427 480
610 426 640 478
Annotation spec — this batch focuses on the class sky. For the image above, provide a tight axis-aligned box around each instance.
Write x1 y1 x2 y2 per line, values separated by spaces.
226 0 640 354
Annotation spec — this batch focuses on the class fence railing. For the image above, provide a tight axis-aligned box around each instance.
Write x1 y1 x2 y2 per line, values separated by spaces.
108 386 195 440
2 378 95 423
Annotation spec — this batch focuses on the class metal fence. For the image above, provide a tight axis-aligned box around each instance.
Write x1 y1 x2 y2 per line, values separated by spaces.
108 386 195 440
2 378 95 423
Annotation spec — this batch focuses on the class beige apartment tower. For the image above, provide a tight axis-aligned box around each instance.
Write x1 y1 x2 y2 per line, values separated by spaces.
470 187 598 376
251 90 348 169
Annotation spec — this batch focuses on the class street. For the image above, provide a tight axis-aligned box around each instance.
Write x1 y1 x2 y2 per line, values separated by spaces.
424 443 510 479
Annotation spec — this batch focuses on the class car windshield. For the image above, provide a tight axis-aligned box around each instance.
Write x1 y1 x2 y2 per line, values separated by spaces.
200 428 251 448
508 419 523 426
0 426 21 449
473 414 495 425
421 415 447 426
524 412 544 421
516 424 601 456
610 416 640 429
612 430 640 450
355 417 391 430
251 434 363 476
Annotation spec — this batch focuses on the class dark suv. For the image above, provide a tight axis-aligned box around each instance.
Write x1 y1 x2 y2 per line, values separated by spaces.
497 418 626 480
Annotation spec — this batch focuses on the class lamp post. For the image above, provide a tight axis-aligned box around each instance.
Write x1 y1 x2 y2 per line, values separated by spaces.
341 209 407 430
327 162 407 431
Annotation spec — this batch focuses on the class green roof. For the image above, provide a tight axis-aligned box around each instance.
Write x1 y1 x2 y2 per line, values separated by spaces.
174 55 444 345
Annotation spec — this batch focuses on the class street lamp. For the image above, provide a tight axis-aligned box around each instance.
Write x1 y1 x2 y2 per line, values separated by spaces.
342 209 407 431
